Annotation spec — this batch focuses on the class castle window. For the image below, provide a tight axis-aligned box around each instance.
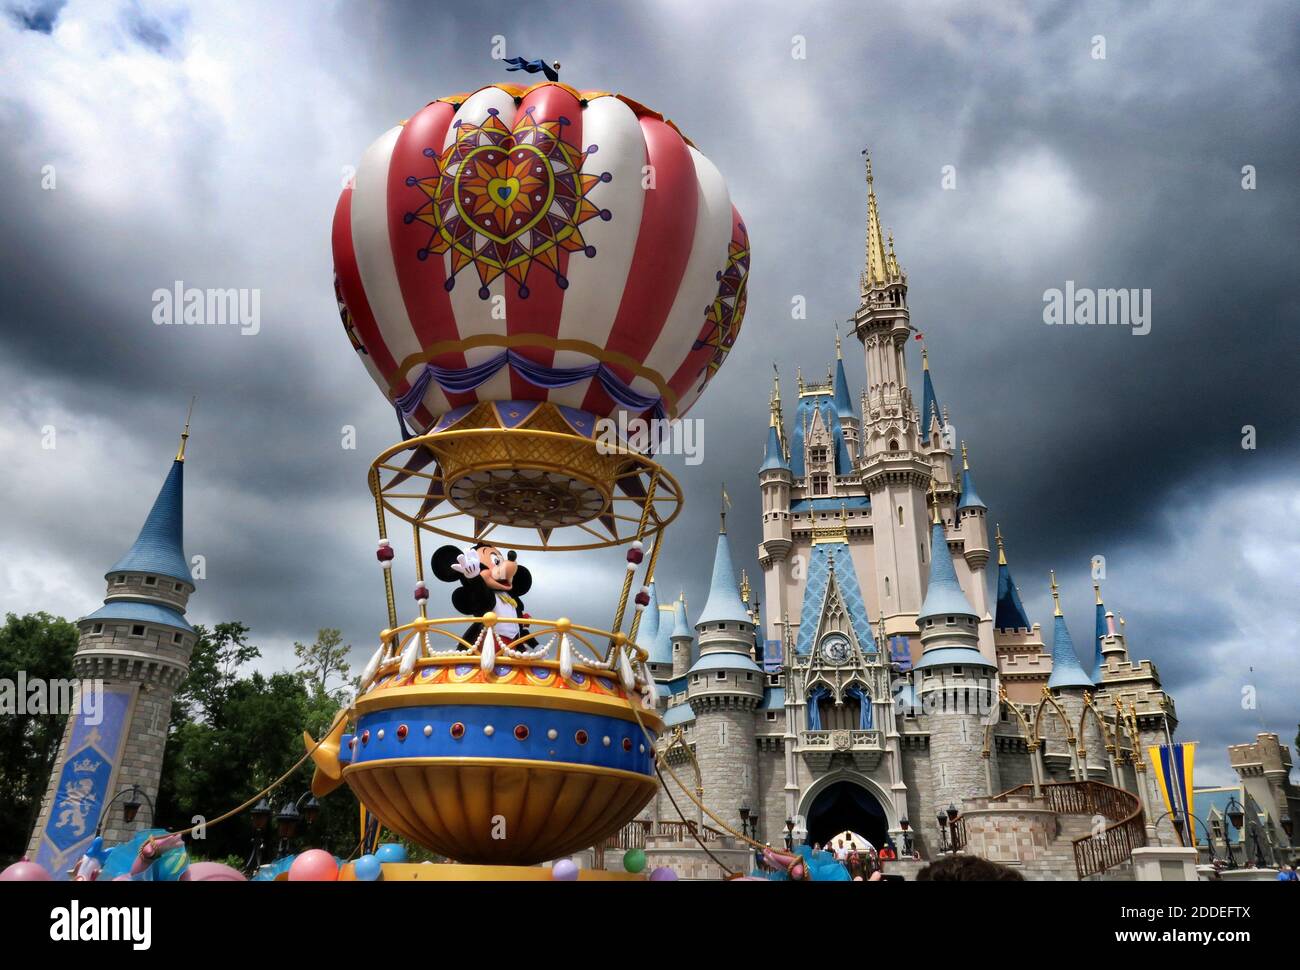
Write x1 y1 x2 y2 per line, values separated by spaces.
953 666 963 675
173 632 183 644
174 582 184 592
92 623 103 634
811 446 828 464
130 624 146 637
884 576 891 597
946 616 956 625
811 475 829 496
144 576 157 586
888 439 899 451
746 672 753 681
716 671 726 681
767 712 777 721
114 575 126 585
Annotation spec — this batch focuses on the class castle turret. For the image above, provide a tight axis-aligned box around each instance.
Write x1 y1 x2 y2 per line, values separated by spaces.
688 506 762 834
1042 572 1103 780
758 370 794 647
850 157 932 647
1045 573 1094 694
28 420 200 874
1091 583 1107 683
991 526 1050 703
912 494 997 827
670 594 693 678
955 442 993 662
832 331 859 461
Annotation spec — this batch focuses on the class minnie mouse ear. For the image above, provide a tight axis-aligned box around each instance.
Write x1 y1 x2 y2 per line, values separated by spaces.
431 545 468 583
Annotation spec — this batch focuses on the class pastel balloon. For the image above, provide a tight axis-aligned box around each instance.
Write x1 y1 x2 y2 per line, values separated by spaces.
374 843 407 863
184 861 247 882
287 849 339 882
332 81 750 432
622 848 647 874
353 854 383 881
0 861 51 881
649 866 677 881
551 858 579 881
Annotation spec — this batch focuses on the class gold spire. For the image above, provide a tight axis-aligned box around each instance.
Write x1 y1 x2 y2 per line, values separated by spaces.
835 324 843 360
929 479 941 525
961 440 970 471
1094 582 1103 605
861 148 890 289
995 523 1007 566
1050 570 1063 616
175 395 195 462
740 569 751 606
886 229 901 279
769 364 781 428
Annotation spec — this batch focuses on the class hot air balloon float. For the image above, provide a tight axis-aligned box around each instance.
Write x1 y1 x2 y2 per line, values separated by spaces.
304 61 750 879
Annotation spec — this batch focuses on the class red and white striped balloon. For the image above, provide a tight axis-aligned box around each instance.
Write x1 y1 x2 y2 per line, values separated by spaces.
332 81 749 433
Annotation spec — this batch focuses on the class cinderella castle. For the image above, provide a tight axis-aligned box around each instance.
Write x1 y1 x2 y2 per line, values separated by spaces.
627 158 1185 880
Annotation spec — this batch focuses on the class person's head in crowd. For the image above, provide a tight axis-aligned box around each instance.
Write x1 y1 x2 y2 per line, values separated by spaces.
915 855 1025 881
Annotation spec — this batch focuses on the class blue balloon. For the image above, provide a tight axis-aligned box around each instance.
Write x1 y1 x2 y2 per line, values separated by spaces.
353 854 382 881
374 843 407 863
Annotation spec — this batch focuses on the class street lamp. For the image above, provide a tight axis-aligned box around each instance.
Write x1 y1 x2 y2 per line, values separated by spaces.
899 817 913 858
739 806 754 840
935 810 949 853
97 786 154 837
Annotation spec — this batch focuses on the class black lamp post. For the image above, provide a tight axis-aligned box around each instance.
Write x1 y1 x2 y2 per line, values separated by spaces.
899 817 913 858
739 806 755 840
784 817 795 850
935 810 949 853
946 803 960 853
97 785 154 837
245 797 271 873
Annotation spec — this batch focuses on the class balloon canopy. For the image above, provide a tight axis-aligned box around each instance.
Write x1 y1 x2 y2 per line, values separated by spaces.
333 80 750 434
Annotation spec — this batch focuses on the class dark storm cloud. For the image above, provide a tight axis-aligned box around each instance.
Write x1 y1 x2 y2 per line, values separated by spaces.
1 0 1295 783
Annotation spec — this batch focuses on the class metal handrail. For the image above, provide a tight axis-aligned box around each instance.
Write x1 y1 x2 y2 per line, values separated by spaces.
990 780 1145 878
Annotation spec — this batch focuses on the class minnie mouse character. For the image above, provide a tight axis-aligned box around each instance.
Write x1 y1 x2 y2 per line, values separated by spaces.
431 543 533 649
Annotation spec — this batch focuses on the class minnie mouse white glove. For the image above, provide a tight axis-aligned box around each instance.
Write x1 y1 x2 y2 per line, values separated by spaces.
450 551 481 578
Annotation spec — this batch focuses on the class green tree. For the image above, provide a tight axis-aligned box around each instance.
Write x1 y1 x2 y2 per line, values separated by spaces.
0 612 79 861
293 628 353 702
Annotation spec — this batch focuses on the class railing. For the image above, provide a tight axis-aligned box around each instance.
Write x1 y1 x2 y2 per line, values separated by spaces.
649 819 728 844
798 729 884 749
991 780 1146 879
951 815 967 852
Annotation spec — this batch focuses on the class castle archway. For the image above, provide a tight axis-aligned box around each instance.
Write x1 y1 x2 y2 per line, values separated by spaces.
798 773 893 850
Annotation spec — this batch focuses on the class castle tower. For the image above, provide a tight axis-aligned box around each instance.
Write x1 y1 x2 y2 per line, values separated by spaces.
1043 572 1101 780
851 154 932 645
1091 583 1108 683
832 331 859 461
911 494 997 825
953 442 994 662
687 505 763 834
991 526 1050 703
670 594 694 678
28 422 199 875
757 370 794 646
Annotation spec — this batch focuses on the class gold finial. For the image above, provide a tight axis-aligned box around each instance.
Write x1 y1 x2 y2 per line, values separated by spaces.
769 364 782 429
960 440 970 471
929 479 941 525
840 502 848 531
863 147 873 185
1094 582 1103 606
921 344 929 371
796 366 804 393
1118 612 1125 628
1050 570 1063 616
835 324 843 360
720 483 731 533
860 148 888 288
995 523 1007 566
740 569 751 605
175 395 196 462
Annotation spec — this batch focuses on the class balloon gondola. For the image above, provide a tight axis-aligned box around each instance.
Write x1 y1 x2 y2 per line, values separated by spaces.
308 71 749 877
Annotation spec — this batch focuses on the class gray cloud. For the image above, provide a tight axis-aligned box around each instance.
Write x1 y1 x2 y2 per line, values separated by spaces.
0 0 1296 786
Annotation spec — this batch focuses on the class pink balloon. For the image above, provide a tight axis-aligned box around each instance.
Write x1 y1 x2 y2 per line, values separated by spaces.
0 861 51 881
185 861 247 882
287 849 339 882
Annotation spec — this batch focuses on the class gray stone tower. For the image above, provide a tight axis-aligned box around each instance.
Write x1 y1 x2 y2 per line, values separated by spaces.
912 498 997 824
28 424 198 875
686 509 763 834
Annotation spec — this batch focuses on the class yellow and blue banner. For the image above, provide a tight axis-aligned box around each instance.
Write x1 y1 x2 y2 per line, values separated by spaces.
1149 741 1196 833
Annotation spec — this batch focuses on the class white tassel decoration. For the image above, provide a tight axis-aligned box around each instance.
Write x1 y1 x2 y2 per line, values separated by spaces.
558 633 574 681
480 631 497 672
618 647 636 690
360 644 384 690
399 638 419 677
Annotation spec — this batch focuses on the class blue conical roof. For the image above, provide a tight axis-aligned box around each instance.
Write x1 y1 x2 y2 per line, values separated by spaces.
919 520 977 621
759 424 788 472
635 582 661 651
651 605 675 664
1047 612 1094 690
921 367 942 434
994 556 1032 632
957 466 986 510
697 531 751 625
1092 595 1107 683
672 598 692 638
107 460 190 585
833 357 855 419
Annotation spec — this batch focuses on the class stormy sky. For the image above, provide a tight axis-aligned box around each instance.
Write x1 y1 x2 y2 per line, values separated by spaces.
1 0 1296 786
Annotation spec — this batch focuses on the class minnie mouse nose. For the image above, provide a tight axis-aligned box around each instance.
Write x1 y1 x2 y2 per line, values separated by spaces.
507 550 517 561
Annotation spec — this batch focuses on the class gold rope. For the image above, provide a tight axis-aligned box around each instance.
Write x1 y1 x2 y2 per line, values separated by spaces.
609 467 660 638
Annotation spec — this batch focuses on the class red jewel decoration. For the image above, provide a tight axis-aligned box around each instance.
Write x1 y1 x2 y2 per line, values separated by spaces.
626 547 644 565
376 543 395 562
575 730 588 745
634 590 650 607
360 730 370 745
514 724 529 741
450 722 465 739
396 724 408 741
622 737 633 752
414 584 429 601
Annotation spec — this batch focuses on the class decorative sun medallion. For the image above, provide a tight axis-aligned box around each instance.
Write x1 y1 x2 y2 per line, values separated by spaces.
691 220 750 391
409 106 611 299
